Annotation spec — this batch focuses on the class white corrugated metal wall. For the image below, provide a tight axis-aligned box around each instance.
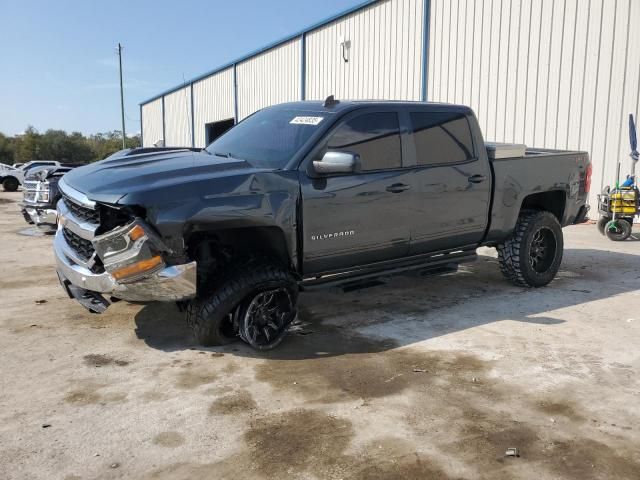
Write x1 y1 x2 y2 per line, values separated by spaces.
428 0 640 207
236 38 301 120
192 68 235 148
305 0 424 101
141 0 427 149
142 0 639 209
163 86 193 147
141 98 163 148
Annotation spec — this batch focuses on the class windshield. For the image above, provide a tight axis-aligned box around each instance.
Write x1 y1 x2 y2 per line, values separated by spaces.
205 108 327 169
24 162 54 172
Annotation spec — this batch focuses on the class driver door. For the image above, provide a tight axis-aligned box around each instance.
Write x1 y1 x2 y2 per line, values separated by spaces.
299 110 412 274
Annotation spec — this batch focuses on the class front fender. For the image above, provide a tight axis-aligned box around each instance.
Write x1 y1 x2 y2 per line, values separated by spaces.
122 171 300 264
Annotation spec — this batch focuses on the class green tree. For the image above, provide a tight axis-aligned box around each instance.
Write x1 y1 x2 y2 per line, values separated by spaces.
0 127 142 165
14 126 41 163
0 133 14 165
38 130 94 163
89 130 140 160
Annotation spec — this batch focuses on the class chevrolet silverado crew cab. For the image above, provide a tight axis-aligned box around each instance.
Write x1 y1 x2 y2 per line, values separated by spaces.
20 165 82 232
1 160 62 191
54 98 591 350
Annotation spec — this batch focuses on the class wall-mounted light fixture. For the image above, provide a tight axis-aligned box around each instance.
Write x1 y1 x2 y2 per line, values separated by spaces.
339 35 351 63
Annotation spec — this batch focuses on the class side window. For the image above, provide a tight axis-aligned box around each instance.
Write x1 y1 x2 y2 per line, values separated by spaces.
327 112 401 171
411 112 475 166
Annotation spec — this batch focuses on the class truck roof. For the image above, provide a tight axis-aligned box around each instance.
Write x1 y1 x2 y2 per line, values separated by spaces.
272 99 474 116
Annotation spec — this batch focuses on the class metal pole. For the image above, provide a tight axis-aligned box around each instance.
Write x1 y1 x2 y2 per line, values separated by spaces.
233 64 239 124
300 33 306 100
118 43 126 149
421 0 431 101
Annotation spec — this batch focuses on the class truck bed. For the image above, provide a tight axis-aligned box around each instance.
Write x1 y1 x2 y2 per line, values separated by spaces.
486 142 586 161
483 144 590 244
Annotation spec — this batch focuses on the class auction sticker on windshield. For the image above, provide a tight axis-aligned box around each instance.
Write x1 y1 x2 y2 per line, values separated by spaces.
290 116 324 126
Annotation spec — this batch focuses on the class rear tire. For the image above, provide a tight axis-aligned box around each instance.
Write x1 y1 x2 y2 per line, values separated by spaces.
2 177 19 192
605 219 632 241
597 216 610 235
497 211 564 288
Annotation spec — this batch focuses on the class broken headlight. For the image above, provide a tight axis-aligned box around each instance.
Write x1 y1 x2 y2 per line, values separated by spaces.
92 219 168 283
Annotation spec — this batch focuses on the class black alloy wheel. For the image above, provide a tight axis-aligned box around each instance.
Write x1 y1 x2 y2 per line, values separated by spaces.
497 210 564 287
528 227 557 273
239 287 295 350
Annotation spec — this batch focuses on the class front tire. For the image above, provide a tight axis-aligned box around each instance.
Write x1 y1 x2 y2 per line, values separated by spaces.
237 281 297 351
497 211 564 288
186 259 297 348
186 300 239 347
236 264 298 350
2 177 19 192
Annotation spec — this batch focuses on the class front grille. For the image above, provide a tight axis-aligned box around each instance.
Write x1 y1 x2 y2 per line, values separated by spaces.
62 195 100 224
62 227 95 261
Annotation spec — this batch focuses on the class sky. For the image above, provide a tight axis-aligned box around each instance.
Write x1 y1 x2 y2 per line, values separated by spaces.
0 0 365 137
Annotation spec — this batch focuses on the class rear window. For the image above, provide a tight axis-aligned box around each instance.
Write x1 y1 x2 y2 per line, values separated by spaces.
327 112 402 171
411 112 475 165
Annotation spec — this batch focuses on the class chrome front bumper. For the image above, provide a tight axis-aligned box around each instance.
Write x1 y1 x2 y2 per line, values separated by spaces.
54 230 197 304
25 207 57 232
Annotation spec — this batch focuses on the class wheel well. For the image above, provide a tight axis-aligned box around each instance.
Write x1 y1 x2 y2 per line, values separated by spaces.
187 226 291 277
520 191 566 222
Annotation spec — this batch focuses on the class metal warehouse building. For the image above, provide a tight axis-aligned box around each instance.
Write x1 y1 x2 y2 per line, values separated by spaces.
140 0 640 207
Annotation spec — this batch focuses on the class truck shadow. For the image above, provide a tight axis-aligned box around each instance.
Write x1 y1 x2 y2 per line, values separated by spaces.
133 248 639 359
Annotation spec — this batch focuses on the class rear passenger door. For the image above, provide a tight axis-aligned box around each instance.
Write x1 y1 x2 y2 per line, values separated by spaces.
300 109 413 274
407 110 491 254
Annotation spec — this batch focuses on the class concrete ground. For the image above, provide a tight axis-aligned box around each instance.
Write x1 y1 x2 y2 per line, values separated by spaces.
0 189 638 480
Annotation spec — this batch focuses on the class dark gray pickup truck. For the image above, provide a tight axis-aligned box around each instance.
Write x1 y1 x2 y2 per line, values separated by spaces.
54 99 591 349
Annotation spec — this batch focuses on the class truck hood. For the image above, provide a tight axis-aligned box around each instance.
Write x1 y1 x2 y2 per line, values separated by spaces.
62 149 260 204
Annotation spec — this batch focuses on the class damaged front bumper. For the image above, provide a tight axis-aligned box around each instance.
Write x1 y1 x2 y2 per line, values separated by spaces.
23 207 57 232
54 219 197 313
21 179 57 232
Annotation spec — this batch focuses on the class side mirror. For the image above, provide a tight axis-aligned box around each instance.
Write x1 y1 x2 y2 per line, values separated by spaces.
312 151 357 175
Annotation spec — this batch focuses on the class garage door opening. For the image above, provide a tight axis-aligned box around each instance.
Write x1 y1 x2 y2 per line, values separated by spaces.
205 119 235 146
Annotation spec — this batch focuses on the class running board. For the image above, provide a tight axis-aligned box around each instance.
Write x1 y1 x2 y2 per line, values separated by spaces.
301 250 477 290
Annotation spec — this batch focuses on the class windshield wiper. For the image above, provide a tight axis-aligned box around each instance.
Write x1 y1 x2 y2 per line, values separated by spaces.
212 151 246 161
227 152 245 161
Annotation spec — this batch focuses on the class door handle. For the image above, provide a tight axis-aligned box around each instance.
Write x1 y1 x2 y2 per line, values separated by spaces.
386 183 411 193
468 174 487 184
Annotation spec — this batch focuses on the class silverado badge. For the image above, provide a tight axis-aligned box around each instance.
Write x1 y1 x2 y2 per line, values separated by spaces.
311 230 355 241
